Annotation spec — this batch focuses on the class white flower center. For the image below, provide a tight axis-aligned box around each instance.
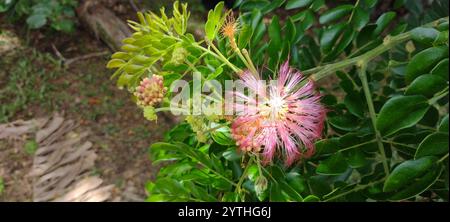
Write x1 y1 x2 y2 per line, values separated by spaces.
260 95 287 120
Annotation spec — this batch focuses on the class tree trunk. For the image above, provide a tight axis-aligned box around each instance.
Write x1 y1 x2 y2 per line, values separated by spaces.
76 1 131 51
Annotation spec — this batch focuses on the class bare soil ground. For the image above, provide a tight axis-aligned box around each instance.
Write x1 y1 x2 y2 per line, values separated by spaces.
0 39 175 201
0 11 175 201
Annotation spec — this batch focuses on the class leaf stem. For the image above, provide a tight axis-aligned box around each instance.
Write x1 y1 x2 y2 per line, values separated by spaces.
358 62 390 176
234 48 257 75
204 121 231 133
254 153 264 178
304 17 448 81
185 60 223 99
308 31 411 80
438 153 449 163
382 140 417 150
323 178 385 202
205 39 242 73
155 107 187 113
165 33 242 74
199 162 238 187
339 139 377 152
235 157 254 199
416 124 438 131
346 0 360 25
241 48 259 75
429 86 449 105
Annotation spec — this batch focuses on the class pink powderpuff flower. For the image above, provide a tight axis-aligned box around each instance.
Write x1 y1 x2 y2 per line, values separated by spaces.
230 61 326 166
134 75 167 107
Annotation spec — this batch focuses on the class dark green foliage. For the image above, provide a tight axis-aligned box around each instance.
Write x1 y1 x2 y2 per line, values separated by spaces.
108 0 449 202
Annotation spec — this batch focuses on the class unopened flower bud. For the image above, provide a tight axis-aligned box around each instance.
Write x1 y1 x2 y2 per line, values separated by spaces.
135 75 167 107
255 176 268 196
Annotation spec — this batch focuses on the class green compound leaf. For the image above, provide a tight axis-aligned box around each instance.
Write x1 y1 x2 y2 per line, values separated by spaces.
376 95 429 137
383 156 437 192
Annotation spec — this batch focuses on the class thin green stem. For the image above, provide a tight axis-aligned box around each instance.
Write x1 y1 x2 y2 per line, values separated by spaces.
358 63 390 176
307 161 318 168
438 153 449 163
199 162 238 187
346 0 360 25
416 124 438 131
304 17 448 81
382 140 417 150
235 157 254 198
308 32 411 80
187 40 240 74
185 60 223 100
254 153 264 178
339 139 377 152
180 51 209 78
204 121 231 133
324 178 385 202
165 35 242 74
429 86 449 105
241 49 258 75
260 163 277 183
235 48 256 74
344 71 361 90
155 106 187 113
205 39 241 73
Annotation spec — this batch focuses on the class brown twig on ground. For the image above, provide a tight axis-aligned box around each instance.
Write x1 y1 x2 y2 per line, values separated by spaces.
64 51 109 66
51 44 109 67
51 44 66 61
